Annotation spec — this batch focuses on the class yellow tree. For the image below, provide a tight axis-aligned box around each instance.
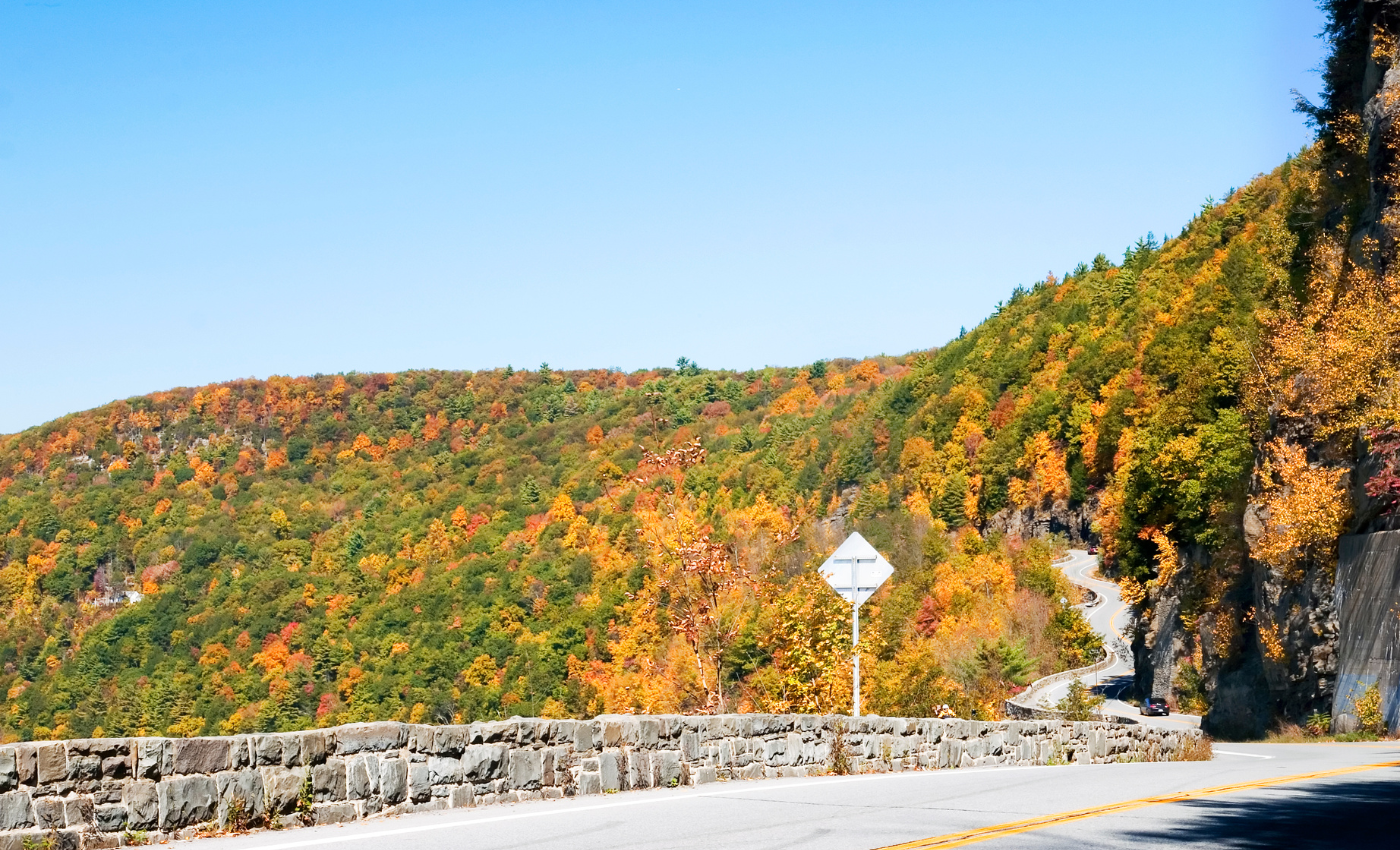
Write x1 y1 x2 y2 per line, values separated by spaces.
630 440 758 713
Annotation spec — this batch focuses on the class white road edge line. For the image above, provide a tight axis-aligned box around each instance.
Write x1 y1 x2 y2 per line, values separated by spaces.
1213 750 1274 759
172 765 1066 850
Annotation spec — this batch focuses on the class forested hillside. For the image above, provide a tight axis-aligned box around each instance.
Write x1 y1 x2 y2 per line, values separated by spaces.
0 133 1355 741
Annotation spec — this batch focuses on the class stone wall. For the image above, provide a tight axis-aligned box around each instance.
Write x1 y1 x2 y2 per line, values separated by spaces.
0 714 1203 848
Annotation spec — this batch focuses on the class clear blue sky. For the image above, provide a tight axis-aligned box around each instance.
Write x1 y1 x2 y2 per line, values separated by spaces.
1 1 1326 434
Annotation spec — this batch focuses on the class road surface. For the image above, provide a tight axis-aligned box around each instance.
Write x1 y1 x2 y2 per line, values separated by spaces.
1033 550 1201 731
175 742 1400 849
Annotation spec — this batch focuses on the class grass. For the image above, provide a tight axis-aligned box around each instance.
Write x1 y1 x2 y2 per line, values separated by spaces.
1177 733 1214 762
1262 721 1386 744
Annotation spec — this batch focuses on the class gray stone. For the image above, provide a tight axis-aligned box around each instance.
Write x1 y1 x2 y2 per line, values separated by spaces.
380 758 408 804
67 739 124 758
762 737 785 765
280 733 302 767
1092 728 1109 759
124 780 158 829
254 735 283 766
12 745 36 786
0 830 78 850
516 719 541 746
93 803 127 832
260 767 307 815
574 722 596 753
158 774 218 829
36 743 68 784
313 759 347 802
547 720 577 745
335 721 407 754
598 750 620 792
216 768 265 823
230 736 252 769
363 754 380 794
542 747 559 787
657 750 681 787
599 719 624 748
627 750 651 789
347 757 372 799
70 754 101 781
296 730 328 765
408 762 430 803
479 721 515 744
577 771 601 795
680 731 700 761
313 801 358 825
431 725 469 755
62 795 92 828
0 750 15 792
427 755 461 785
0 791 33 830
448 785 474 808
462 745 506 781
135 739 167 780
100 755 128 779
172 738 230 775
33 796 65 829
508 749 543 790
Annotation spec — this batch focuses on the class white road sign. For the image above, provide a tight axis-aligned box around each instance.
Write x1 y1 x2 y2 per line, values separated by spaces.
818 532 893 717
819 532 893 606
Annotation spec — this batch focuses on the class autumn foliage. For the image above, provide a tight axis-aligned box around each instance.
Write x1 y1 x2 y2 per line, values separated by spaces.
0 140 1369 739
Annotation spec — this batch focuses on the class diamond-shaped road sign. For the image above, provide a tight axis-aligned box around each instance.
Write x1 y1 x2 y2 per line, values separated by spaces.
819 532 893 717
819 532 893 607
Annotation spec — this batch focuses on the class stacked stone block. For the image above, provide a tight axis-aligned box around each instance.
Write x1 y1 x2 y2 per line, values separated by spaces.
0 715 1202 848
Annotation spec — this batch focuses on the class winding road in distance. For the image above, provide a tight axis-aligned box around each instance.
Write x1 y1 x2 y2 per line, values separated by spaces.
1034 549 1201 731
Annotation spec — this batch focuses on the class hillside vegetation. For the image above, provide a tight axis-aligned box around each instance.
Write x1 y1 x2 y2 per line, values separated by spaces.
0 145 1337 741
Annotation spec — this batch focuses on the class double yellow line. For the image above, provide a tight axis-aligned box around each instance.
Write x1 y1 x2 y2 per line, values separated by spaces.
876 760 1400 849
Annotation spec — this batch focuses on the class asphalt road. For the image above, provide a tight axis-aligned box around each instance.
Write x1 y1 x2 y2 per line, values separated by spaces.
1034 550 1201 731
174 742 1400 849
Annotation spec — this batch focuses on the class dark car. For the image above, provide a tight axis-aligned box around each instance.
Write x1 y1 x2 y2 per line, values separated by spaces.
1141 697 1170 717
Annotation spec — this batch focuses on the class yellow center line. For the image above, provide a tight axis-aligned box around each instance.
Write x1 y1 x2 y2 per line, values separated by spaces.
873 760 1400 849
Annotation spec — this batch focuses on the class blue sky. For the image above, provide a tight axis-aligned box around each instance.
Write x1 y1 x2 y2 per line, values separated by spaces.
1 1 1326 434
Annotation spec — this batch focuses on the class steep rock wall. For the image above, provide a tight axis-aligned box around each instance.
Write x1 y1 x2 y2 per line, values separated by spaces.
985 497 1098 547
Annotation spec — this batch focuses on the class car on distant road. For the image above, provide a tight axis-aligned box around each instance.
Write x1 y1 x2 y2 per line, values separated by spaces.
1087 545 1098 555
1141 697 1170 716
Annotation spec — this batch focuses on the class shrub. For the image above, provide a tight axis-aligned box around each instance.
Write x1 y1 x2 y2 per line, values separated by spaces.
1176 733 1213 761
1353 683 1387 736
1055 678 1105 721
1305 711 1331 736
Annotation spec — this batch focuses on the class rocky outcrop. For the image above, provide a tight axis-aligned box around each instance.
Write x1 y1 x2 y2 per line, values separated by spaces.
0 714 1202 847
985 497 1098 546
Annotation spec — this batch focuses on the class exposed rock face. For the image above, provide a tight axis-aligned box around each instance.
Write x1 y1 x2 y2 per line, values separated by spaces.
985 497 1098 546
0 715 1202 845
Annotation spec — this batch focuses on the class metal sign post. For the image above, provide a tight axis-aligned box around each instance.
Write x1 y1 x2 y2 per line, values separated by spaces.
819 532 893 717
